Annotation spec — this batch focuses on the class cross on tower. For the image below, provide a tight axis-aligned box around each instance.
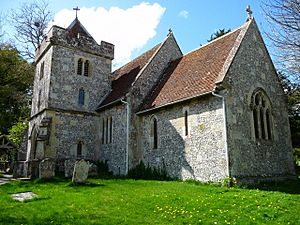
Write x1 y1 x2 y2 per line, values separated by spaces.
73 6 80 19
246 5 253 20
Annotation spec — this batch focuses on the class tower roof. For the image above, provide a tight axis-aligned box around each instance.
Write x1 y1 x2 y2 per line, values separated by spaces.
67 17 94 40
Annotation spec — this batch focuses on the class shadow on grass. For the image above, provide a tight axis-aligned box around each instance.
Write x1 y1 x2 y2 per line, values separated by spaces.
67 182 105 188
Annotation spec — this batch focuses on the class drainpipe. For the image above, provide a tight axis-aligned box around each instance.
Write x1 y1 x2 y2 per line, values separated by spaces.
212 90 230 178
121 98 129 175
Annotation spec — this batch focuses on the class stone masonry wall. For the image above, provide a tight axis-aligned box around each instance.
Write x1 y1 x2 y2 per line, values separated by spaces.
223 20 295 180
31 47 53 116
98 104 127 175
53 111 101 176
128 33 183 169
141 96 227 182
49 45 111 113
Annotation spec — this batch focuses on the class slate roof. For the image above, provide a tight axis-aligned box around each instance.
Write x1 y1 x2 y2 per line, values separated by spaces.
141 27 243 111
98 43 161 107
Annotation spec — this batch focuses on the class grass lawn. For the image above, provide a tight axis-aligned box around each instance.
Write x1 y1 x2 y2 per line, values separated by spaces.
0 178 300 225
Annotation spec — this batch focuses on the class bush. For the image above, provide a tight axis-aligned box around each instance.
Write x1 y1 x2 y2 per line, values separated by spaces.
94 160 113 177
128 161 170 181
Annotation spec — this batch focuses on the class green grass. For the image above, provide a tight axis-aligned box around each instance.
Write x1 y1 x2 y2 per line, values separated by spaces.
0 178 300 225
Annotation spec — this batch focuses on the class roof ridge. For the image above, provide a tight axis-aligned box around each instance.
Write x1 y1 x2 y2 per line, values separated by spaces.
130 32 175 88
184 20 251 57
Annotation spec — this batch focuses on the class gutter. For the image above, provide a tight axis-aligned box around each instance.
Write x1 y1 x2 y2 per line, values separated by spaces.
212 90 230 178
121 98 129 174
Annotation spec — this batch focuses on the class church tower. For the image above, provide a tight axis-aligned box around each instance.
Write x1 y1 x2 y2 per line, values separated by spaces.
26 15 114 177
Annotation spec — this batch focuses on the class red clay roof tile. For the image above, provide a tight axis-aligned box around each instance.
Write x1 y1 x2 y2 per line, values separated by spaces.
98 43 161 107
141 28 242 111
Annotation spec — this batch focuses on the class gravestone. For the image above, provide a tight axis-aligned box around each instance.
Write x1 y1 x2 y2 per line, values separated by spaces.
72 159 89 183
39 158 55 179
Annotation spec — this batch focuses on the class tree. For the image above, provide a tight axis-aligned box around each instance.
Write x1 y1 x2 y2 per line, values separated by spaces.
278 72 300 147
0 44 34 134
207 29 231 42
9 0 52 61
262 0 300 79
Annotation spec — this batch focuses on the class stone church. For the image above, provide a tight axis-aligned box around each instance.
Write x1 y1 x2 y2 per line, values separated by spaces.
24 10 295 182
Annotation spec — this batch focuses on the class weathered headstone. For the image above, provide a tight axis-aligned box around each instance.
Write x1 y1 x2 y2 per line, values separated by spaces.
39 158 55 179
72 159 89 183
64 159 76 177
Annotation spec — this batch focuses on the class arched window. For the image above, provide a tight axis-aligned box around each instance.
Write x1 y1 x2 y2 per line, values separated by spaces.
78 88 85 105
77 141 83 157
150 116 158 149
77 58 83 75
84 60 89 76
251 90 272 141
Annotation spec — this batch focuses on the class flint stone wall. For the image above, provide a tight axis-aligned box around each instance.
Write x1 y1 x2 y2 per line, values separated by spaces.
49 45 111 113
128 33 183 169
223 20 295 180
99 104 127 175
141 96 227 182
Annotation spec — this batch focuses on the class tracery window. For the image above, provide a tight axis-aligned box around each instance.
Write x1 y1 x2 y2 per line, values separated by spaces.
251 90 272 141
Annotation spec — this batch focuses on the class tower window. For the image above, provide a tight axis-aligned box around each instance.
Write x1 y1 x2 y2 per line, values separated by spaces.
78 88 85 105
84 60 89 76
40 61 44 79
38 90 42 109
77 141 83 157
251 90 272 141
77 58 83 75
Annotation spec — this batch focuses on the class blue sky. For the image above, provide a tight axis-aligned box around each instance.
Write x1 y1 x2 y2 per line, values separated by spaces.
1 0 270 68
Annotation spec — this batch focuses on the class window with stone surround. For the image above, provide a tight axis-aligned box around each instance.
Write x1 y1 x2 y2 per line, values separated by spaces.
84 60 89 76
77 58 90 76
77 58 83 75
37 90 42 110
184 110 189 136
77 141 83 157
40 61 45 80
150 116 158 149
78 88 85 106
251 89 272 141
102 116 113 144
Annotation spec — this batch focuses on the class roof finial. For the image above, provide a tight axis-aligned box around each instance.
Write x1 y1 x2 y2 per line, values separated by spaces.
168 28 172 34
73 6 80 19
246 5 253 21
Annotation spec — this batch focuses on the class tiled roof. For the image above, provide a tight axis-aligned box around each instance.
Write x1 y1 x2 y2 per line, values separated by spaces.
98 43 161 108
141 28 243 111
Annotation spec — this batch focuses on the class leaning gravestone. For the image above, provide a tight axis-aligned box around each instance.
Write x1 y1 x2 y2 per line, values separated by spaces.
39 158 55 179
72 159 89 183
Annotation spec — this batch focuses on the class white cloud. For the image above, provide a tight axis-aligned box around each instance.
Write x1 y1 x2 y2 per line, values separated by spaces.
178 10 189 19
50 3 166 68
